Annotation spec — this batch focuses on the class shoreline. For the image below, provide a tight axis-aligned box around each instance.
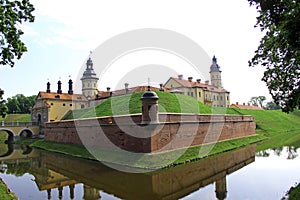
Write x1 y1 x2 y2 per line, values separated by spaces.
0 178 17 200
30 134 264 170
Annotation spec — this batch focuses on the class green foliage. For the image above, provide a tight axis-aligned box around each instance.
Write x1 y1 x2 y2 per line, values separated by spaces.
0 0 35 67
248 0 300 113
250 96 266 108
5 161 31 177
0 89 8 118
6 94 36 114
65 91 212 120
265 101 281 110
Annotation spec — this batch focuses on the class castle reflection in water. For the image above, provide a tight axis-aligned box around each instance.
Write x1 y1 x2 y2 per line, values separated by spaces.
0 144 256 200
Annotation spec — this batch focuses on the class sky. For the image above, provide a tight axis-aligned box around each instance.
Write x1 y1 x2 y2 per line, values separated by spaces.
0 0 272 104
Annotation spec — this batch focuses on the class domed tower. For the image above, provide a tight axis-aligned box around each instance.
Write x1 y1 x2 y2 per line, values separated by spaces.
81 57 99 99
210 55 222 88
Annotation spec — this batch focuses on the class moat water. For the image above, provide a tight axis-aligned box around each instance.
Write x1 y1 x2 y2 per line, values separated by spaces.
0 143 299 200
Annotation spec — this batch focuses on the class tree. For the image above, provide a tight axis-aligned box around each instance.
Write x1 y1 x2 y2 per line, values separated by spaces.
248 0 300 113
6 94 36 114
257 95 266 107
265 101 281 110
0 0 35 67
250 96 259 106
6 97 20 114
0 88 8 117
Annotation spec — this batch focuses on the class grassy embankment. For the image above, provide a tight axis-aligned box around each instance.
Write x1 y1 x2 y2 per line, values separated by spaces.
0 114 31 122
33 91 300 168
0 179 17 200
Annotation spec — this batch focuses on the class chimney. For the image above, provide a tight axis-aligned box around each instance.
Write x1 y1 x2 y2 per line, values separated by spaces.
188 77 193 82
159 83 164 91
125 83 129 93
205 80 209 85
196 79 201 84
106 87 111 92
178 75 183 80
68 79 73 95
236 102 239 105
46 82 51 93
57 80 62 94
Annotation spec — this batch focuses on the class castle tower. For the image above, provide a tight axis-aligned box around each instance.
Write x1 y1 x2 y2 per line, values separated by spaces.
81 57 99 99
215 176 227 200
141 86 159 124
210 55 222 88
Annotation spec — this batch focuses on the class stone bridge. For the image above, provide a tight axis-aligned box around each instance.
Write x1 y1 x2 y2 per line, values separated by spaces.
0 121 40 141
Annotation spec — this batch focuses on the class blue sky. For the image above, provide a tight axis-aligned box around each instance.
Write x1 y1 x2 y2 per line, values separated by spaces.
0 0 271 104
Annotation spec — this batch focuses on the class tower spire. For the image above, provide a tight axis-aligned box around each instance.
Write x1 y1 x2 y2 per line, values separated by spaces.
81 52 99 98
209 55 222 88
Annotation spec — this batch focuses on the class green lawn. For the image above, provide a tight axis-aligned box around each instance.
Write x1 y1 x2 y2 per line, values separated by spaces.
0 114 31 122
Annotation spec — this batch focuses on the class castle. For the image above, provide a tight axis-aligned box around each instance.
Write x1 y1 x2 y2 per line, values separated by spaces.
31 55 230 125
164 56 230 107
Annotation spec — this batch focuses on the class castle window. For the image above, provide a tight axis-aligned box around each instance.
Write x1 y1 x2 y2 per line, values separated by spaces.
221 96 223 101
199 92 201 97
227 96 229 101
51 103 54 106
81 104 85 109
187 92 190 96
191 92 194 97
63 103 65 106
70 104 72 106
213 95 216 101
217 96 219 101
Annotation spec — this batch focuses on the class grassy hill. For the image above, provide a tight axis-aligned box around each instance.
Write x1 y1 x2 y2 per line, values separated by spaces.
64 91 213 120
0 114 31 122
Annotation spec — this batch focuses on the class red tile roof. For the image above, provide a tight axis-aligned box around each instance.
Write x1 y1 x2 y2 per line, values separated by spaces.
230 103 263 110
38 92 88 101
167 77 229 93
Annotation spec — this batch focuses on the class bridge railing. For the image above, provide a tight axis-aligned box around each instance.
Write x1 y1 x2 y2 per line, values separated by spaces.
1 121 39 127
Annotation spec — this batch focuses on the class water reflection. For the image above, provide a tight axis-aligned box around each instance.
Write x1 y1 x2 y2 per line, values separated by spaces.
28 145 257 199
256 146 299 160
0 143 256 200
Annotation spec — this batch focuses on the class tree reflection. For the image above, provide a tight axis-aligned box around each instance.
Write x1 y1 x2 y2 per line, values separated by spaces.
272 147 283 156
286 146 298 160
256 146 299 160
256 150 270 157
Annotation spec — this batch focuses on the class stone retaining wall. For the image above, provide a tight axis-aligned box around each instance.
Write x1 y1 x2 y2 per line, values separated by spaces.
44 114 256 153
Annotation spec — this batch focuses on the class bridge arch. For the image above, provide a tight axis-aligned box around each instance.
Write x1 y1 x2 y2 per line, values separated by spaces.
0 129 15 143
18 128 34 138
